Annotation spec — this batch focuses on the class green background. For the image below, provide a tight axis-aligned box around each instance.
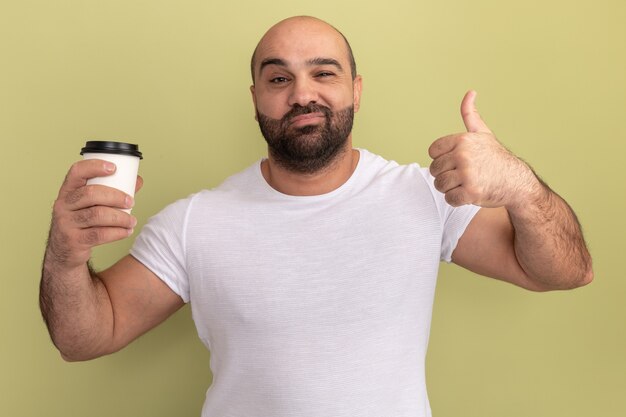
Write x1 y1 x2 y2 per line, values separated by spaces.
1 0 624 416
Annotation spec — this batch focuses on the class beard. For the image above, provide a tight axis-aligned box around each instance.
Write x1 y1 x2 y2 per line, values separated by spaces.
256 103 354 174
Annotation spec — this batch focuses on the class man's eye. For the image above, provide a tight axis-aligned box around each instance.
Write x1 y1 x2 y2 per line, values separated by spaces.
316 72 334 78
270 77 289 83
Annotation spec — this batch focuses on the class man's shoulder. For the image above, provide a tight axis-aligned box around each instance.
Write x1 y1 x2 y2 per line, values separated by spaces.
213 158 264 191
358 148 430 184
186 159 265 208
148 159 262 218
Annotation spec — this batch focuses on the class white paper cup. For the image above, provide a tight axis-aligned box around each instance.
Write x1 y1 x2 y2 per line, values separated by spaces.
81 141 143 213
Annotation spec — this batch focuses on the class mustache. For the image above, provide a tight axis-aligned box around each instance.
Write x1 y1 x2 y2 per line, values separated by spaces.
281 103 332 124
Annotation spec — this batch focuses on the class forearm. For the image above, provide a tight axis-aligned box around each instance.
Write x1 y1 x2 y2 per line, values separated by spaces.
507 177 593 290
40 159 143 360
39 250 114 361
435 91 593 291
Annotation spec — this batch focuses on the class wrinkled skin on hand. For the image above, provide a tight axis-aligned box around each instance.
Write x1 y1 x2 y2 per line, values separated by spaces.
428 90 540 209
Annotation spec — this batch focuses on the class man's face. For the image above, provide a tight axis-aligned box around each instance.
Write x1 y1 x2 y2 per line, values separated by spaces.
250 18 362 173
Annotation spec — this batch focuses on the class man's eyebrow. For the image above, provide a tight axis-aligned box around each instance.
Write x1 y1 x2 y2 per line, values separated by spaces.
307 57 344 73
258 57 345 75
259 58 288 74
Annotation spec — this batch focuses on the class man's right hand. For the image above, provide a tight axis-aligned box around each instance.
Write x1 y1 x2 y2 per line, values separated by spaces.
41 160 183 361
47 159 139 269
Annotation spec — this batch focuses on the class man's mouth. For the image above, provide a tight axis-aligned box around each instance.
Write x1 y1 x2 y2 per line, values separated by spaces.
288 112 325 127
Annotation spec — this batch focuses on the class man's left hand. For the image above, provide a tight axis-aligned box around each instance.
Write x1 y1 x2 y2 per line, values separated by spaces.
428 90 538 208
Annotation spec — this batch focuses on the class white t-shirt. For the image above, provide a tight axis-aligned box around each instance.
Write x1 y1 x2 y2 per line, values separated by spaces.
131 149 480 417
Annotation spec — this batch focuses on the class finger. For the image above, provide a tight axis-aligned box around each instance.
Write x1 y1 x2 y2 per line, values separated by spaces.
461 90 492 133
64 184 134 211
61 159 116 195
433 170 462 194
71 206 137 229
428 134 459 159
76 226 135 248
429 152 456 177
135 175 144 194
444 187 471 207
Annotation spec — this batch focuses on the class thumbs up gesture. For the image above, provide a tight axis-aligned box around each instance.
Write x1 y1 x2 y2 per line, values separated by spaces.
428 90 537 208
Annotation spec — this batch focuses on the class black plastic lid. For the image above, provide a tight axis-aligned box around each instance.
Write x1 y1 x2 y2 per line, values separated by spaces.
80 141 143 159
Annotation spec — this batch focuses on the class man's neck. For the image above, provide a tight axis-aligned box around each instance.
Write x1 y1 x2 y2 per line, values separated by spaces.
261 144 360 196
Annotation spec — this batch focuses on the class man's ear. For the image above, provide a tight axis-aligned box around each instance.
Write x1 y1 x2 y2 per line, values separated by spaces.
353 75 363 113
250 85 258 121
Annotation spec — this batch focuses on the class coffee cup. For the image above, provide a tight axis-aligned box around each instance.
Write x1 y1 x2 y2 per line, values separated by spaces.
80 141 143 213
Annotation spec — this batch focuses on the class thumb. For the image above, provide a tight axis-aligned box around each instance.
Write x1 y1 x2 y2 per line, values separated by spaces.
461 90 492 133
135 175 144 194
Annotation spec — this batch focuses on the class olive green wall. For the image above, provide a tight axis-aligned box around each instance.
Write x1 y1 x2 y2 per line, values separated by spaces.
1 0 624 416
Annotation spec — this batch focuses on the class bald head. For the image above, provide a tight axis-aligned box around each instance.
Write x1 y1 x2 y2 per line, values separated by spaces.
250 16 357 84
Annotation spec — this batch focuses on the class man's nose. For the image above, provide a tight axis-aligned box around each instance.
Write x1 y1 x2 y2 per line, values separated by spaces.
288 78 318 107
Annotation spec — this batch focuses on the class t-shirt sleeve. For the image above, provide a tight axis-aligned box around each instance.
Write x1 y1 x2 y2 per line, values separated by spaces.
130 195 196 303
418 167 481 263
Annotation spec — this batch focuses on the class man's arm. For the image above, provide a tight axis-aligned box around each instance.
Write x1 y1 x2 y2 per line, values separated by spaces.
39 160 184 361
429 91 593 290
452 204 592 291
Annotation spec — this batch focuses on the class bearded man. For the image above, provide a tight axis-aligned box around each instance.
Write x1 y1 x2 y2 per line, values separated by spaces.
40 16 592 417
